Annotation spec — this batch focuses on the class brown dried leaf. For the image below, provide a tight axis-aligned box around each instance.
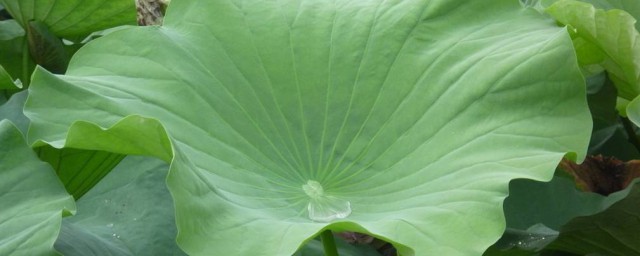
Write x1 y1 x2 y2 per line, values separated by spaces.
559 155 640 195
136 0 168 26
335 232 375 244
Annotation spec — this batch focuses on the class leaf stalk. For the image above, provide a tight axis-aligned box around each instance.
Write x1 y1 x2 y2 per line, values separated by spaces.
320 230 339 256
21 36 29 87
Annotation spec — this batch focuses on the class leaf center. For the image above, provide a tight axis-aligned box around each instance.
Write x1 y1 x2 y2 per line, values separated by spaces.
303 180 325 199
302 180 351 222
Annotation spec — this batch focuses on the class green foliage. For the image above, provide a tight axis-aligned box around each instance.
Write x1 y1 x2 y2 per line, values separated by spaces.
485 172 637 255
503 174 627 231
37 146 126 199
0 0 135 39
0 19 27 89
0 89 27 132
485 1 640 255
547 0 640 100
546 182 640 255
23 0 592 255
294 236 382 256
54 156 185 256
26 20 69 73
1 0 640 255
546 0 640 30
0 65 17 89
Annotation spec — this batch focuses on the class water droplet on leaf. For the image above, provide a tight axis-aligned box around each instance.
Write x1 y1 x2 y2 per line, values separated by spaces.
106 223 114 228
302 180 351 222
303 180 324 199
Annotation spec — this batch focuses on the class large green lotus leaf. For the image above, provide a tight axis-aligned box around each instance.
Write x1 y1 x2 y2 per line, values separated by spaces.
0 120 75 255
25 0 591 255
0 0 135 39
54 156 186 256
546 0 640 101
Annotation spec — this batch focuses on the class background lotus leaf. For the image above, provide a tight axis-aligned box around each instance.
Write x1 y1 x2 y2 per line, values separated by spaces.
0 0 135 39
546 181 640 255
